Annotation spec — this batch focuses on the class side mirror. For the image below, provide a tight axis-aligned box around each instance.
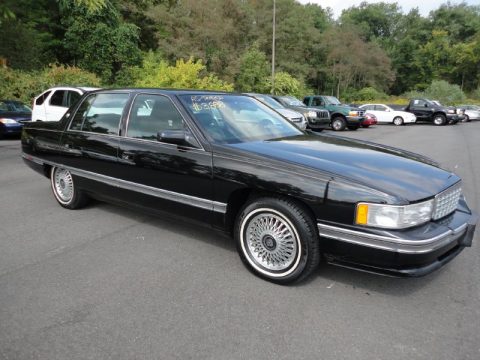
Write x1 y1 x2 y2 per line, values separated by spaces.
157 130 186 145
424 103 428 108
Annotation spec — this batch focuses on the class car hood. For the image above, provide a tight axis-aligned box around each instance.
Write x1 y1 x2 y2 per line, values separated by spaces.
277 108 304 119
0 112 31 122
225 134 459 202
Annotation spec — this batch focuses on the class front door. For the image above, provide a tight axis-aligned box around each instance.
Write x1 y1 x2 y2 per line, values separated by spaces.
117 93 214 223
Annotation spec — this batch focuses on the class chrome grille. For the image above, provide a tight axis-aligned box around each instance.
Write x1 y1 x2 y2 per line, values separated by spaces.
358 110 365 116
432 182 462 220
316 110 329 119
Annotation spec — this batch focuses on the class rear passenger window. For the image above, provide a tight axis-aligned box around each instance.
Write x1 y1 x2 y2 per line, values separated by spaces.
66 91 81 107
50 90 65 106
35 91 51 106
69 93 129 135
127 94 184 141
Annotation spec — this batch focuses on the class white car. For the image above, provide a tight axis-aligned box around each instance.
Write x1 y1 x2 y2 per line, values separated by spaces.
359 104 416 125
245 93 308 130
32 86 99 121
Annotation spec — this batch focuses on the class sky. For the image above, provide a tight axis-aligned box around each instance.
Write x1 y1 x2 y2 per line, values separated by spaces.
297 0 479 19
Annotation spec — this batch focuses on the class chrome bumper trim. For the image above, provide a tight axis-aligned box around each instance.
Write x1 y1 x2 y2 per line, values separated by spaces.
317 222 468 254
22 153 227 214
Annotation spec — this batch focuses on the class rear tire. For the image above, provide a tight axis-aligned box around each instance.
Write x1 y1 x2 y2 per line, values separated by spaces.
235 196 320 284
393 116 404 126
331 117 346 131
50 166 88 209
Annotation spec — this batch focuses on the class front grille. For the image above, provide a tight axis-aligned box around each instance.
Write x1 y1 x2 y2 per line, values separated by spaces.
358 110 365 116
316 110 329 119
432 182 462 220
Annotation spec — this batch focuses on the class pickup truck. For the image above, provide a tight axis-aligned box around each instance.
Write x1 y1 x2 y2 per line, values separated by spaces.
404 99 464 125
303 95 365 131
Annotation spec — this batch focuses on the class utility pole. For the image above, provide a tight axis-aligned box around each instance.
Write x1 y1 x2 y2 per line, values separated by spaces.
271 0 276 95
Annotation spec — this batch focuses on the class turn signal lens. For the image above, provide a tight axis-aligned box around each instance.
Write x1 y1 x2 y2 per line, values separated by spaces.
356 204 369 225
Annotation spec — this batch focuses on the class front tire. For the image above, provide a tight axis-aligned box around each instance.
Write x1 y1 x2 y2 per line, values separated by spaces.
50 166 88 209
331 117 346 131
235 196 320 284
433 114 446 126
393 116 404 126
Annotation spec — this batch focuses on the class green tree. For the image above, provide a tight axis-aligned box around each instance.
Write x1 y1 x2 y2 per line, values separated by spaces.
261 72 304 98
236 46 270 92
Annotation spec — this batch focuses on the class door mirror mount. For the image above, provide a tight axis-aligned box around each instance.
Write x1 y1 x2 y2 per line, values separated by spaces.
157 130 186 145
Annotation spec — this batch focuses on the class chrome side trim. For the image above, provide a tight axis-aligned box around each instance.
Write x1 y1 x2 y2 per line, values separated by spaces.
317 222 467 254
22 153 226 214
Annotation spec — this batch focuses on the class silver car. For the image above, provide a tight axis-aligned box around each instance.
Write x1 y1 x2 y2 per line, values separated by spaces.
245 93 308 130
458 105 480 121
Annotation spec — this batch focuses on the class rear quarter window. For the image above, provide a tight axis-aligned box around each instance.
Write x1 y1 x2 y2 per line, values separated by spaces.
35 91 52 106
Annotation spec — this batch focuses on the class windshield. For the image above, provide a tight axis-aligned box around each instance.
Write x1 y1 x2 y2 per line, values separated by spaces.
278 96 304 107
0 101 32 113
252 95 283 109
180 94 302 144
324 96 341 105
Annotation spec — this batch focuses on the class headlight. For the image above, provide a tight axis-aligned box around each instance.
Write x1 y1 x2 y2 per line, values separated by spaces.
355 200 434 229
307 111 316 118
0 118 17 124
447 109 455 114
348 111 358 116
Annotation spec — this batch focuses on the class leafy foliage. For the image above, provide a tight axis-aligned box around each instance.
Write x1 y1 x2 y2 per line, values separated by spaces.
131 52 233 91
0 65 100 103
236 46 270 92
403 80 466 104
261 72 304 98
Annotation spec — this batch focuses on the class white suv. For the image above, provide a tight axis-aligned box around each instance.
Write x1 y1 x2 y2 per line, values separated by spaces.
32 86 99 121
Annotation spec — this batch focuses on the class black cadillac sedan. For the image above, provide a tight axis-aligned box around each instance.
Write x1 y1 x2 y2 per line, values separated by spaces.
21 89 477 284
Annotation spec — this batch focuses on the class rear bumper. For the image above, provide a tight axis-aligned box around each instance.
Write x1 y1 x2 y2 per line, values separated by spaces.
318 209 477 277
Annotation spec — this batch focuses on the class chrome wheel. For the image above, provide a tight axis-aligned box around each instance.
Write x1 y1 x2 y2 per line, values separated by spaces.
52 168 74 204
433 115 445 125
332 118 345 131
240 208 301 277
393 116 403 126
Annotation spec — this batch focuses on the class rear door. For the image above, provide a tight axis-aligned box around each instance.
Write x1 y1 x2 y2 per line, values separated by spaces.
57 92 131 195
373 105 390 123
32 90 51 121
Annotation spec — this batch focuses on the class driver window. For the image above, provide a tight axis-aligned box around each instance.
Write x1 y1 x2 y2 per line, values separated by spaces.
127 94 184 141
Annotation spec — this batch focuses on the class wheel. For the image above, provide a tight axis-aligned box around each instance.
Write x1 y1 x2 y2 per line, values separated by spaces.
433 114 446 126
331 117 346 131
393 116 404 126
50 166 88 209
464 115 470 122
348 125 359 131
235 196 320 284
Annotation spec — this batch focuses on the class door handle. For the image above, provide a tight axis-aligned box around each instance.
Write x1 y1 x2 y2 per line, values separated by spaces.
121 151 135 160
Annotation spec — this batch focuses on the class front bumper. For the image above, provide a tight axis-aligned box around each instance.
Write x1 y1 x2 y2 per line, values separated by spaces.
307 117 330 130
446 114 463 122
318 208 477 277
0 123 23 135
345 116 364 126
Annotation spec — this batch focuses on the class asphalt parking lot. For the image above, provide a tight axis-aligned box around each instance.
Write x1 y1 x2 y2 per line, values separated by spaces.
1 122 479 360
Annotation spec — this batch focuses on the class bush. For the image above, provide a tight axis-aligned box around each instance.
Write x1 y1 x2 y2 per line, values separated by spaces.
342 87 388 102
132 52 234 91
261 72 306 98
403 80 466 104
0 65 101 104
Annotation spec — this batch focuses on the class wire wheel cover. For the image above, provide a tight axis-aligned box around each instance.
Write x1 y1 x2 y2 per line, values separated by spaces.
54 168 74 202
245 212 298 272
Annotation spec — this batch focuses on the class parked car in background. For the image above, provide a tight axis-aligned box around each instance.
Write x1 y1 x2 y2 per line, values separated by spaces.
359 103 417 125
0 100 32 139
458 105 480 121
404 99 462 125
245 93 307 130
271 95 330 131
362 113 377 128
21 89 477 283
32 86 99 121
430 100 465 123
